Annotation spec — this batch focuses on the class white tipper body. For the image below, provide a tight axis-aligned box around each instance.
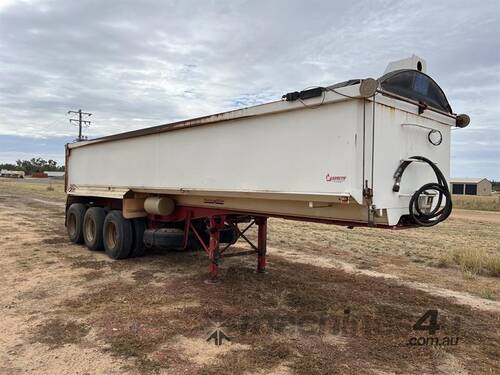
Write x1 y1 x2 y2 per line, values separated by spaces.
66 57 455 226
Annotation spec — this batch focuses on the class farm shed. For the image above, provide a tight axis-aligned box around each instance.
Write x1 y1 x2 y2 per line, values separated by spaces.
45 171 65 178
0 169 24 178
450 178 492 196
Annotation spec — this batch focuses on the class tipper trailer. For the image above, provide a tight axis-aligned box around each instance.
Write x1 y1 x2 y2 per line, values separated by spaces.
65 56 470 280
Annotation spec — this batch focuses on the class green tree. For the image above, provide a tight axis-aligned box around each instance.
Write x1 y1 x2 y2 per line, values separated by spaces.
11 158 65 175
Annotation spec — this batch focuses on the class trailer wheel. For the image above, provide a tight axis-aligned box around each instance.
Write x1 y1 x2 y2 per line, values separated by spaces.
130 218 147 257
103 210 133 260
67 203 86 244
83 207 106 251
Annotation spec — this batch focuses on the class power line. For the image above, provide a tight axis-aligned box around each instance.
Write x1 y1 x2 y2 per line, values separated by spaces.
67 109 92 142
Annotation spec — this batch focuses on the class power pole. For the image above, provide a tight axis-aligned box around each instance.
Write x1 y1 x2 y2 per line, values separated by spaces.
68 109 92 141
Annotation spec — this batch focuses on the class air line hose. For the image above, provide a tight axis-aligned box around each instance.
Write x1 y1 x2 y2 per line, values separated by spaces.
392 156 452 227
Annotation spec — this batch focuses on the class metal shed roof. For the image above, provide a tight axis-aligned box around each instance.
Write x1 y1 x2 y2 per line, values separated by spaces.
450 178 489 184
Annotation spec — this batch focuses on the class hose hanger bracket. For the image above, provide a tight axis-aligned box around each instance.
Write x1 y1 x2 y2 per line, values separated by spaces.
392 156 452 227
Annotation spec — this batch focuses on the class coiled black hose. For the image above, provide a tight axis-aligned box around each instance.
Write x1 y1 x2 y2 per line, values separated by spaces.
392 156 452 227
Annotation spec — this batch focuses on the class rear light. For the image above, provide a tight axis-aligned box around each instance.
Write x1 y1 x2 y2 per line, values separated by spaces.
456 114 470 128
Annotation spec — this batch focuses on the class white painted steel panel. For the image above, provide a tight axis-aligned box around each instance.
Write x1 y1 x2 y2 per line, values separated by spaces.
69 100 362 196
67 83 455 226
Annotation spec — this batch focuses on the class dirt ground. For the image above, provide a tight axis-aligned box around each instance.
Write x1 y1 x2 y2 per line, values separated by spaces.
0 178 499 374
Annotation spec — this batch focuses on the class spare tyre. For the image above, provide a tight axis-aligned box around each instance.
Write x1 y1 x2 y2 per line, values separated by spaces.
144 228 187 250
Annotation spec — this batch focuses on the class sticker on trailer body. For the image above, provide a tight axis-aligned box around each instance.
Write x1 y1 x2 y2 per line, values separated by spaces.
325 174 346 183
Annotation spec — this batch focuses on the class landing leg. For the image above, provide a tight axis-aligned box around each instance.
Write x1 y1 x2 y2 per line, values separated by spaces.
206 217 222 283
256 217 267 273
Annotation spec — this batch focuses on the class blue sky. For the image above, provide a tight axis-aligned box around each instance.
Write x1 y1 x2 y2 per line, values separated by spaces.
0 0 499 179
0 135 72 164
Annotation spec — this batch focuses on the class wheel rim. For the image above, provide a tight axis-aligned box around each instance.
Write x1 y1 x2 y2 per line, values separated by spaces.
85 217 95 242
68 213 76 237
105 221 117 249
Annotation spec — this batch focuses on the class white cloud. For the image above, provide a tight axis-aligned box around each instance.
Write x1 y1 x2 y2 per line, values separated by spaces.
0 0 499 178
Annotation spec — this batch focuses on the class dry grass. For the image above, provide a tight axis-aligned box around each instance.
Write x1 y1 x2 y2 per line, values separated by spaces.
452 194 500 211
0 177 65 200
259 212 500 301
30 318 90 348
479 289 495 300
1 181 500 374
58 257 500 374
436 253 454 269
452 248 500 277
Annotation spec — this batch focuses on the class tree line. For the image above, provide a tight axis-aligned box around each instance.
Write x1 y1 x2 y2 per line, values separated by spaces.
0 158 65 175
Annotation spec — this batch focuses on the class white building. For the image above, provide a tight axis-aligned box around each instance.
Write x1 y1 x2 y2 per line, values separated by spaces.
45 171 65 178
0 169 25 178
450 178 492 196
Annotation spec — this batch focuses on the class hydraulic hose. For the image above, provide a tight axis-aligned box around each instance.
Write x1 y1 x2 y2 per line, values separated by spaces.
392 156 452 227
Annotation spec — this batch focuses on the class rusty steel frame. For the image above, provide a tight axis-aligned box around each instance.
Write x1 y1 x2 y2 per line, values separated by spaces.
148 206 268 281
143 202 408 281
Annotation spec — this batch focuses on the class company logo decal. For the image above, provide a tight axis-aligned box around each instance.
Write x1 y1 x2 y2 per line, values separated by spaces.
325 174 346 183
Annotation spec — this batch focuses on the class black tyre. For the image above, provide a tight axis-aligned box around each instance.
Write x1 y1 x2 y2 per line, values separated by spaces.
103 210 133 260
130 218 147 257
83 207 106 251
219 226 238 244
143 228 187 250
67 203 86 244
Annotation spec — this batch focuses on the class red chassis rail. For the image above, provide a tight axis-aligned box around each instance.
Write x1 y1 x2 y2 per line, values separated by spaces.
148 206 268 282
